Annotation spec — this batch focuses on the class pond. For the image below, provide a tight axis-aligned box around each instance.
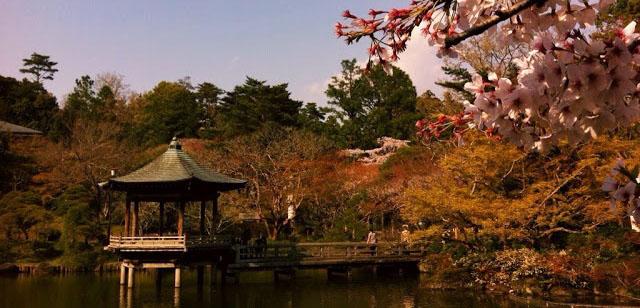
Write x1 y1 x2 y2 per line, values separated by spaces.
0 269 631 308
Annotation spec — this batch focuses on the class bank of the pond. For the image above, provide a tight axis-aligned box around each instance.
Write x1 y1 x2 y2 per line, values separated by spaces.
0 261 121 274
417 250 640 305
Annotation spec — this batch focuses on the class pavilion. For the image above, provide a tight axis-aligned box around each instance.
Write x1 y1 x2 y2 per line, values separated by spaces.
103 137 246 288
0 120 42 136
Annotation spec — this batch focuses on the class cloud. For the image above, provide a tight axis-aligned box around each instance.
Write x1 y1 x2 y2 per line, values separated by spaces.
298 35 446 106
395 32 445 97
298 77 332 106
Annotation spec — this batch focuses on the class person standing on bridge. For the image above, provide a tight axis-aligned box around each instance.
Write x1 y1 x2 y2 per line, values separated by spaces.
400 225 411 255
366 229 377 256
256 232 267 258
400 225 411 245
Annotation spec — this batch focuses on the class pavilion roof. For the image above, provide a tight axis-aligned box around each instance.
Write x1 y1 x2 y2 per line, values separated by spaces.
0 120 42 136
108 138 246 193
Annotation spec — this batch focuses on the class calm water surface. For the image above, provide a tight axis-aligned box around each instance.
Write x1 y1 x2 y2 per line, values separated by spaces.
0 269 630 308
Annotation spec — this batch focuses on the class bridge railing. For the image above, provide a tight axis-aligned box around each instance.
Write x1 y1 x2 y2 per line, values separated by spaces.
234 242 428 263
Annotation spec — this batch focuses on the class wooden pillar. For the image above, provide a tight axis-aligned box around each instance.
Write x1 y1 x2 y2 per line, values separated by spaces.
210 193 219 235
127 267 134 288
119 263 127 285
159 201 165 236
132 201 139 236
199 201 206 236
106 191 112 239
124 199 131 236
177 202 185 236
174 267 182 288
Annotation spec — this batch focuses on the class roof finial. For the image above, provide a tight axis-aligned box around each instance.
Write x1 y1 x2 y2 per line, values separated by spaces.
169 137 182 150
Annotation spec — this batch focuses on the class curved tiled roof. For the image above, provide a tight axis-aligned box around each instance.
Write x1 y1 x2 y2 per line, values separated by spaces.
0 121 42 135
110 138 246 190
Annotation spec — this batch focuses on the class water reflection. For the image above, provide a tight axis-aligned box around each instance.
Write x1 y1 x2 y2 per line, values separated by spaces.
0 269 630 308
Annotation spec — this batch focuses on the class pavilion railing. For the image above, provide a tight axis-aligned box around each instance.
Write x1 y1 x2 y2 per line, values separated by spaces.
107 235 238 252
107 235 187 252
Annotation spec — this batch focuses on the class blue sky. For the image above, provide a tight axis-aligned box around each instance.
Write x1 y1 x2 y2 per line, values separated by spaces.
0 0 444 105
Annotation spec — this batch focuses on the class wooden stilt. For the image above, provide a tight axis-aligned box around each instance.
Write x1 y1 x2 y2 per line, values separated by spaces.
120 263 127 285
174 267 181 288
127 267 134 288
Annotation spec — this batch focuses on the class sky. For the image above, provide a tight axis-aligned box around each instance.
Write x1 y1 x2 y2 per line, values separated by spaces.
0 0 445 106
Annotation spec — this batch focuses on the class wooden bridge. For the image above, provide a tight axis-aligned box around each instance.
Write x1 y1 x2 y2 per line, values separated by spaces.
231 242 426 270
107 235 427 286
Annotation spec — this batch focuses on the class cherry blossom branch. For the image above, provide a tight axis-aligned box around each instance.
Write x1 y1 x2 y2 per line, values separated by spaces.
444 0 546 48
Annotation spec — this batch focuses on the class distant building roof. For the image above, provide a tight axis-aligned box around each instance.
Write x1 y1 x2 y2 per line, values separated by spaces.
108 137 246 197
0 121 42 136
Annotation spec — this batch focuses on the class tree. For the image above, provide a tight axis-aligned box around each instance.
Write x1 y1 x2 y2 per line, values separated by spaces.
326 59 419 148
19 53 58 83
0 191 51 241
298 102 340 136
338 1 640 151
217 77 302 136
196 82 224 135
62 75 122 136
416 90 463 120
95 72 130 102
132 81 202 145
0 75 60 134
211 128 335 239
338 1 640 230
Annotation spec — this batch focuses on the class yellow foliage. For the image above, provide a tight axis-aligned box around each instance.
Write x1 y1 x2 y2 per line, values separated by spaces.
400 132 640 245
